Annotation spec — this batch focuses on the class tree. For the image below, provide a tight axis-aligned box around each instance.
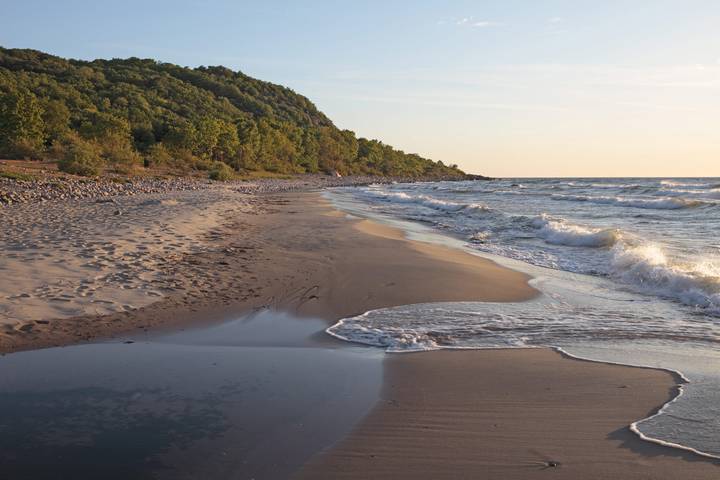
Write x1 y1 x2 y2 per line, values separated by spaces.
41 99 70 143
0 46 466 178
76 110 140 172
214 120 240 162
78 110 131 141
194 117 222 159
316 127 358 174
232 118 261 170
0 88 46 155
164 120 198 153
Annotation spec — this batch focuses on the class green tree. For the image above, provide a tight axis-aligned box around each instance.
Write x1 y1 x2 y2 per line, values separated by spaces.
0 88 46 155
0 47 467 178
215 120 240 162
78 110 131 141
164 120 198 153
41 99 70 143
193 117 239 162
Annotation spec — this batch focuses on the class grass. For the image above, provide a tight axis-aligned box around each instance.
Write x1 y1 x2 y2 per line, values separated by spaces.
0 170 37 182
0 159 300 184
236 170 294 180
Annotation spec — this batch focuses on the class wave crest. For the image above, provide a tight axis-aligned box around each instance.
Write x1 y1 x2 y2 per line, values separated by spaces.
530 214 622 247
360 188 491 214
552 194 705 210
611 244 720 314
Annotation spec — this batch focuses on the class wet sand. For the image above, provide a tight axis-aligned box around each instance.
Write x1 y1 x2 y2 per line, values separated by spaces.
299 349 719 479
0 312 384 480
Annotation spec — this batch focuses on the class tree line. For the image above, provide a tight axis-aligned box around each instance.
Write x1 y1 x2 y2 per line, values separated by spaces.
0 47 465 179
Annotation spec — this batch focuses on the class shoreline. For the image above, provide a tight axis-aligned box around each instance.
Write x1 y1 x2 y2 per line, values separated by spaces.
553 346 720 462
299 348 719 479
0 161 484 206
0 188 536 354
1 186 717 476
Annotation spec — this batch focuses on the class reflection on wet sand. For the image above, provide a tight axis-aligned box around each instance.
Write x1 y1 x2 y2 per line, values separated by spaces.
0 311 382 480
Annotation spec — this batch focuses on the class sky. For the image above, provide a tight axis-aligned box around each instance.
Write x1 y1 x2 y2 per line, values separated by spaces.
2 0 719 177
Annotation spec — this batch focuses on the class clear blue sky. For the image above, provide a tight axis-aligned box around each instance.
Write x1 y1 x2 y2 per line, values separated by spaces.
3 0 719 176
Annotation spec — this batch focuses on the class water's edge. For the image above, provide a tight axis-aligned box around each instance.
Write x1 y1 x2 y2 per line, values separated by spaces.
326 314 718 460
323 188 719 461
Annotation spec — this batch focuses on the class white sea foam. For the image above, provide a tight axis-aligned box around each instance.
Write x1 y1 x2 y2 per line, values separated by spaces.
660 180 720 189
530 214 622 247
552 194 704 209
658 188 720 200
468 231 491 243
360 188 490 215
610 244 720 315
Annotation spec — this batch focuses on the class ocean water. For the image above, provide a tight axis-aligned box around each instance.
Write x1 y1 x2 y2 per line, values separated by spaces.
326 178 720 459
350 178 720 315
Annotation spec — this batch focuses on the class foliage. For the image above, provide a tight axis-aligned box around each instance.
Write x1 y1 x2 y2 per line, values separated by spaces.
0 47 466 178
100 135 141 173
4 138 44 159
0 88 45 154
144 142 172 167
57 134 104 176
208 161 235 181
41 99 70 142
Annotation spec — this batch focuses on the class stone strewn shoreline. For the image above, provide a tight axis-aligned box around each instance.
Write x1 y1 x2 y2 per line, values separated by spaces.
0 176 205 205
0 173 483 206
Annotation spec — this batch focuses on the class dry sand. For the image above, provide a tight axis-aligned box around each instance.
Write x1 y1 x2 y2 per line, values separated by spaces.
0 185 253 326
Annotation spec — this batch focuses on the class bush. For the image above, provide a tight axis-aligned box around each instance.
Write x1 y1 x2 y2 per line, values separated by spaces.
159 148 195 172
145 143 172 168
208 161 235 181
99 135 141 173
192 157 213 171
57 137 104 176
3 138 44 160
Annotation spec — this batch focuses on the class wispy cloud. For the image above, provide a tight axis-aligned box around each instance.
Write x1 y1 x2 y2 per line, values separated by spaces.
473 20 504 28
549 16 563 23
451 16 504 28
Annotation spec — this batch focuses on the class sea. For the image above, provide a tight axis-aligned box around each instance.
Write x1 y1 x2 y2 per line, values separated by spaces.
325 178 720 459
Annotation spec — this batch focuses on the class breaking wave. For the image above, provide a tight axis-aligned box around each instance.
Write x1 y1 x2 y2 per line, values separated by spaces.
552 194 705 210
359 188 491 215
610 244 720 315
530 214 622 247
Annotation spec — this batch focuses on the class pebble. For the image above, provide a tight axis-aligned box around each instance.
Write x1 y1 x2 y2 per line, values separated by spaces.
0 172 479 206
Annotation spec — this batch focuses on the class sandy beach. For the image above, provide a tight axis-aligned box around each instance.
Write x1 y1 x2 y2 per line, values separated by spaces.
1 185 718 478
0 185 536 353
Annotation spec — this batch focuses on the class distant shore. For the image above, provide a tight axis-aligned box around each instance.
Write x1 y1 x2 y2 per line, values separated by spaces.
1 183 716 478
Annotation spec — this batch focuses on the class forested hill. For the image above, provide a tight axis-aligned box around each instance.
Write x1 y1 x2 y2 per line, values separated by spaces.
0 47 466 179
